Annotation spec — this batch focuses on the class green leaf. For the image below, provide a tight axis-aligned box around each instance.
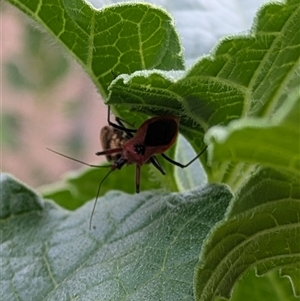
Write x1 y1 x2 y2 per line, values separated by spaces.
85 1 267 67
281 267 300 297
194 167 300 301
6 0 184 97
215 269 299 301
206 92 300 186
1 173 232 300
109 0 299 116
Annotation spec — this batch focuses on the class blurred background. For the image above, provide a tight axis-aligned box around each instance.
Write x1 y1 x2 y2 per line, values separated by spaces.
2 3 107 188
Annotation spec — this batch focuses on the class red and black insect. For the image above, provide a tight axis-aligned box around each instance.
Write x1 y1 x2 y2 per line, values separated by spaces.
48 106 207 229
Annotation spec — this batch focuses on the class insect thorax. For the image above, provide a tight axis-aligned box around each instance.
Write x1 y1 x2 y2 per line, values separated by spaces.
133 144 146 156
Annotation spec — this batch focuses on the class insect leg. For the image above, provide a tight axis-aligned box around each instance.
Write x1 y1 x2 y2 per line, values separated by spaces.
115 115 135 129
136 165 141 193
107 106 136 133
150 156 166 175
161 146 208 168
114 117 135 139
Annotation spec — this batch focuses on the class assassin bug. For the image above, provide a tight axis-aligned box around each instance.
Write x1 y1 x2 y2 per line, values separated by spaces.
48 106 207 229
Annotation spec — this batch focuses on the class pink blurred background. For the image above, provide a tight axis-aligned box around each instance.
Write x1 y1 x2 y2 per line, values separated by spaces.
2 3 108 188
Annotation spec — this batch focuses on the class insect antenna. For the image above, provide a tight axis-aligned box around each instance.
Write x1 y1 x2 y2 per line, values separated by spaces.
46 148 111 168
89 168 114 230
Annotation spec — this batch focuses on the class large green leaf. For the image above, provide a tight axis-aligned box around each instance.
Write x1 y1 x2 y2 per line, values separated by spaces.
87 0 267 66
109 0 299 120
0 173 232 300
194 167 300 301
7 0 184 97
206 92 300 187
